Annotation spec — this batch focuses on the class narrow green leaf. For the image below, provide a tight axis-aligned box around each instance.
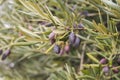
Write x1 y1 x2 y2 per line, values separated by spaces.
17 26 41 39
12 41 40 46
45 44 54 54
53 30 65 34
87 53 99 63
101 0 120 12
77 75 95 80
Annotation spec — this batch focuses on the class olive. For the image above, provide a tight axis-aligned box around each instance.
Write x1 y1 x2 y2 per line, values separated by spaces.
103 66 109 73
100 58 107 64
112 66 119 73
73 37 80 48
64 44 70 53
49 32 55 40
1 49 11 60
50 38 56 44
69 32 76 44
54 44 60 54
0 49 3 55
59 48 64 55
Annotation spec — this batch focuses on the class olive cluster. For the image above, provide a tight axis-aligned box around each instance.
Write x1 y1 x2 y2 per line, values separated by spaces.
99 58 120 74
0 49 11 60
48 31 81 55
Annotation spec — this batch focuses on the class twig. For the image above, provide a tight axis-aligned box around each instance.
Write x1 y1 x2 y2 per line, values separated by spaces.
79 35 90 74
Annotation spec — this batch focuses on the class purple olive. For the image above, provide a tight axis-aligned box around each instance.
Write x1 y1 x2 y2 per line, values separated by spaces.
64 44 70 53
49 32 55 40
69 32 76 44
50 38 56 44
54 44 60 54
117 58 120 65
112 66 119 73
103 66 109 73
100 58 107 64
80 11 88 16
73 37 80 48
78 23 84 29
1 49 11 60
0 49 3 55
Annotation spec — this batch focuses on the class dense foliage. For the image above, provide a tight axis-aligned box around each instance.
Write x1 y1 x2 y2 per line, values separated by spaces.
0 0 120 80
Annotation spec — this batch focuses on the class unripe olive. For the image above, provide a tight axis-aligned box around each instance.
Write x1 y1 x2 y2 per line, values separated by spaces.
73 37 80 48
69 32 76 44
64 44 70 53
103 66 109 73
54 44 60 54
49 32 55 40
100 58 107 64
1 49 11 60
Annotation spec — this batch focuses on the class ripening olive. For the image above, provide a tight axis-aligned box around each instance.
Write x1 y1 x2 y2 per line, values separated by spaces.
112 66 119 73
100 58 107 64
64 44 70 53
49 32 55 40
1 49 11 60
78 23 84 29
103 66 109 73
